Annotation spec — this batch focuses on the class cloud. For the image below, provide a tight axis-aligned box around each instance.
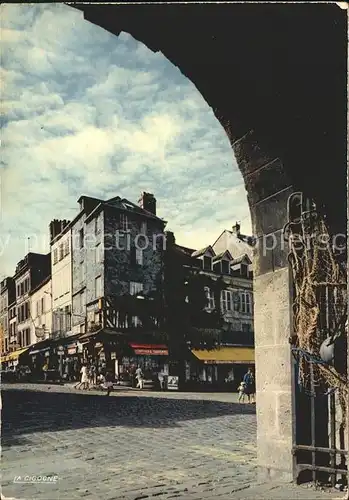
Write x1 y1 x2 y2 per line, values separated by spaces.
0 3 250 278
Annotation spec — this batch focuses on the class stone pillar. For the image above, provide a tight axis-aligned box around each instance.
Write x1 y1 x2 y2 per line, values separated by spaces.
233 130 295 481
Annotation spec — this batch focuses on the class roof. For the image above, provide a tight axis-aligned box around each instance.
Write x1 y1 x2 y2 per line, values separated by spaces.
212 250 233 262
173 244 196 257
85 196 167 225
212 230 253 260
29 275 51 296
191 245 215 258
231 254 252 265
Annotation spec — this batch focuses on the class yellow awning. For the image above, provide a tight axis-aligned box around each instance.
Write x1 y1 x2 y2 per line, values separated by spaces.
191 347 255 364
1 348 29 363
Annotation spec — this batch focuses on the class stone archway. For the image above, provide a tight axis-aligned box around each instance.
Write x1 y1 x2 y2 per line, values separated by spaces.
70 2 347 482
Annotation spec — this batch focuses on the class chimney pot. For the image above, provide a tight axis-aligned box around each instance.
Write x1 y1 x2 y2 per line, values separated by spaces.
139 192 156 215
232 222 241 236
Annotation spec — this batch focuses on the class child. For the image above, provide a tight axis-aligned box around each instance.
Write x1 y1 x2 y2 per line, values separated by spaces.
238 381 246 403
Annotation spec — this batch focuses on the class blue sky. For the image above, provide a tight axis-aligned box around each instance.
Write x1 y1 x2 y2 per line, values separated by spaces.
1 3 251 278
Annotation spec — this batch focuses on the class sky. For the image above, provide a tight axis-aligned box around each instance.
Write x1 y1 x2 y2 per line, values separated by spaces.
1 3 251 278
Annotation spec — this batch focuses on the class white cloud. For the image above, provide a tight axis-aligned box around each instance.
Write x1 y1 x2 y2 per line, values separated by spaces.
0 3 250 278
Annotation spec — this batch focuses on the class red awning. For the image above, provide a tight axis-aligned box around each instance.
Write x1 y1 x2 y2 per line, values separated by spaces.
129 343 168 356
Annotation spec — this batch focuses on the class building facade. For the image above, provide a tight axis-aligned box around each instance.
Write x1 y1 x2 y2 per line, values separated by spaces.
167 228 255 388
50 219 72 339
0 277 15 355
14 253 51 349
30 277 52 344
71 192 166 335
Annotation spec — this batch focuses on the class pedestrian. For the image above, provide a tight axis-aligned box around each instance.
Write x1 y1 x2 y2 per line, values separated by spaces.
135 366 144 390
42 362 49 382
237 381 246 403
88 364 96 387
243 368 256 404
75 363 89 390
158 369 165 391
104 371 114 396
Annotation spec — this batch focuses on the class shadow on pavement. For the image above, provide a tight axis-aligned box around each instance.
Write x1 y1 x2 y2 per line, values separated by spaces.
2 387 255 446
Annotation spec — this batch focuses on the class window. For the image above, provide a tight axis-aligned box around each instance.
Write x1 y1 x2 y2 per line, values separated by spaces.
120 213 129 231
94 216 100 235
59 243 64 260
241 292 252 314
79 228 84 248
24 279 29 293
240 263 248 277
53 248 58 265
221 260 230 275
36 300 40 317
130 282 143 296
141 221 147 235
135 248 143 266
204 287 215 309
17 285 20 298
20 282 24 296
221 290 232 312
131 316 142 327
41 297 45 314
64 239 70 257
95 276 102 298
65 305 71 331
203 256 212 271
25 329 30 346
95 244 101 263
24 302 29 320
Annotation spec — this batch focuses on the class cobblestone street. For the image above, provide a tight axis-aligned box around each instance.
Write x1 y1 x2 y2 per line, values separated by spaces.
2 384 257 500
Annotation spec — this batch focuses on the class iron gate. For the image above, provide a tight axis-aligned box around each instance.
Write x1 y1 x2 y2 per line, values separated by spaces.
284 192 348 488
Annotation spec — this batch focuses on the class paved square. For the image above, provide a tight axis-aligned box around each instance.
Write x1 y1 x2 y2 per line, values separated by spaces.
2 384 257 500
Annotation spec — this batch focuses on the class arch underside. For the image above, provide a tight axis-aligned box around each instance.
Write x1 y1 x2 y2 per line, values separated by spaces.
70 2 348 482
73 2 347 239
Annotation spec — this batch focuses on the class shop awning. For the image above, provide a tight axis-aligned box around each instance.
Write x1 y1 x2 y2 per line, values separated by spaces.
191 347 255 364
1 348 29 363
130 343 168 356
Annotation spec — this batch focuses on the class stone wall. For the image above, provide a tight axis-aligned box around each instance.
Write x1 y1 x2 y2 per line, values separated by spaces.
104 206 165 297
234 130 295 481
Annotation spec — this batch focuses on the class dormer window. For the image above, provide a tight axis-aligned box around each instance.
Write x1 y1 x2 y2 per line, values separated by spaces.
240 263 248 277
203 256 212 271
221 260 230 275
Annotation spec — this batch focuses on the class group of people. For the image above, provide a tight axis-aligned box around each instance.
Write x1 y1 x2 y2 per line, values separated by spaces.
237 368 256 403
74 363 114 396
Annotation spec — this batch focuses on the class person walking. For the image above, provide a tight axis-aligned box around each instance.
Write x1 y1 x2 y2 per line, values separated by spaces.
75 363 89 390
135 366 144 390
237 381 246 403
104 371 114 396
42 362 49 382
243 367 256 403
158 369 165 391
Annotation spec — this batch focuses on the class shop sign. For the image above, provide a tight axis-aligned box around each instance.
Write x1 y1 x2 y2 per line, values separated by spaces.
134 348 168 356
111 352 116 360
167 375 179 391
77 343 83 354
44 351 50 357
67 346 77 355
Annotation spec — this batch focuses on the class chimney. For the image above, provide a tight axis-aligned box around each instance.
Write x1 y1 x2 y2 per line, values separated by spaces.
49 219 70 242
139 192 156 215
232 222 241 236
165 231 176 248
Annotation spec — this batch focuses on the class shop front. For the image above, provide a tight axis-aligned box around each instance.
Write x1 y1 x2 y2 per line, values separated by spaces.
189 346 255 391
119 343 169 388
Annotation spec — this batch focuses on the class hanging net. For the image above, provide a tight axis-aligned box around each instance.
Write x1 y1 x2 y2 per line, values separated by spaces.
285 206 347 425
